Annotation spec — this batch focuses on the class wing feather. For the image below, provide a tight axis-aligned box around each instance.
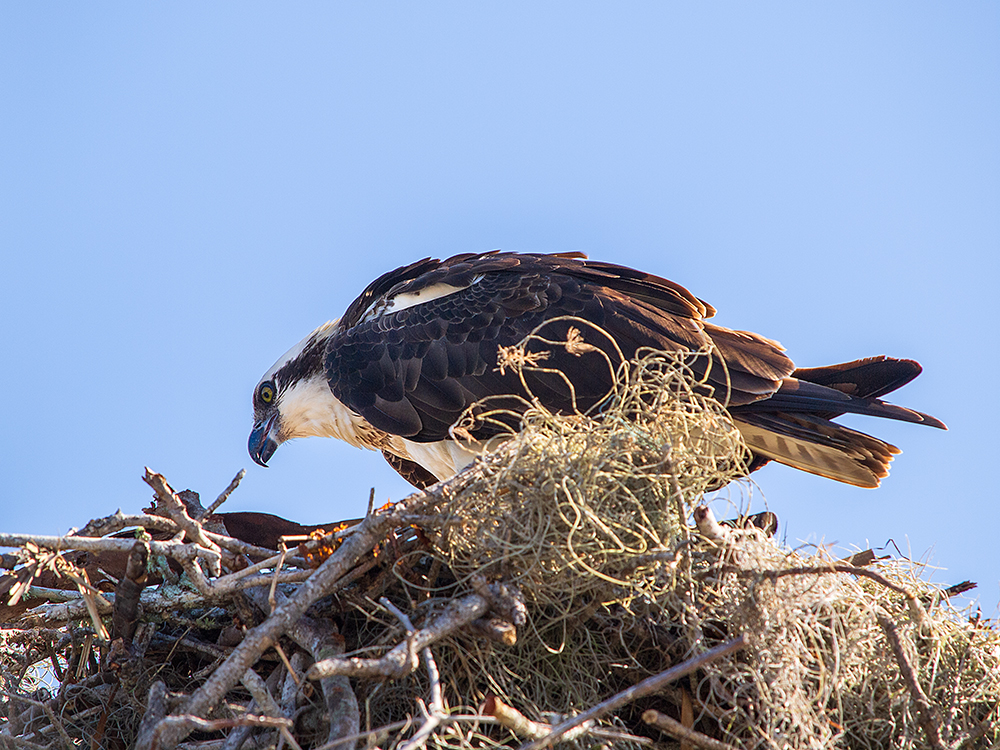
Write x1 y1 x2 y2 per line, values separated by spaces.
324 252 794 442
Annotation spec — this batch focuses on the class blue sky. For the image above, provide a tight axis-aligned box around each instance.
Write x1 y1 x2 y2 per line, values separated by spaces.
2 4 998 613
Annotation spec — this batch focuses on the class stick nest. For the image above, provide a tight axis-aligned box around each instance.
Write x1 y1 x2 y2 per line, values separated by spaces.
1 340 997 750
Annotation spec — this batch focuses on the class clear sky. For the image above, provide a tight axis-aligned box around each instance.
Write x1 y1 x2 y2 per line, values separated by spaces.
2 4 998 614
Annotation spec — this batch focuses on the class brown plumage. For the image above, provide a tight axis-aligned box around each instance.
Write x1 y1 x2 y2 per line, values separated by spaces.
249 251 946 489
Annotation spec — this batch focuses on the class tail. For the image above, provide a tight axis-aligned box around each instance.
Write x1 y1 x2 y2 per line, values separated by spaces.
730 357 945 488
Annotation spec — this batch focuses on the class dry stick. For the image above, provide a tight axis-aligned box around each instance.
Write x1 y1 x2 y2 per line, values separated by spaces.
485 696 656 746
240 670 282 719
137 682 170 750
150 715 294 750
306 593 488 680
876 614 948 750
25 585 210 627
268 546 289 612
111 540 150 645
139 484 446 750
379 598 447 750
241 670 306 750
219 665 285 750
10 693 75 750
518 635 747 750
64 568 111 641
751 564 912 597
73 511 180 538
0 533 222 569
642 710 738 750
246 587 360 749
144 469 223 575
484 696 591 742
62 509 293 565
955 718 995 750
280 652 308 721
0 735 50 750
204 470 247 518
311 715 504 750
244 669 304 750
745 563 930 627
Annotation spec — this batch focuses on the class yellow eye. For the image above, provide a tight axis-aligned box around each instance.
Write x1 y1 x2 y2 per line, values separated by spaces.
260 383 275 404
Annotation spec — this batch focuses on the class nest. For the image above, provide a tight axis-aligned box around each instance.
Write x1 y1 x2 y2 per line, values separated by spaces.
1 339 997 750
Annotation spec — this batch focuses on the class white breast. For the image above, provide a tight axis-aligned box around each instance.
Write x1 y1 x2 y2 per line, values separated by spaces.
395 438 480 481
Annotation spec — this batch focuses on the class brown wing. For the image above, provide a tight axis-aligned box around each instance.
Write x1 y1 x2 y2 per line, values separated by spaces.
323 252 795 443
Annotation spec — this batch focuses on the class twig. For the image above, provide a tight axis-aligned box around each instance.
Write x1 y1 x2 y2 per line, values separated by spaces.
142 470 210 547
0 533 222 569
307 593 488 680
240 670 282 718
73 511 179 538
144 469 222 575
642 710 738 750
281 651 307 720
265 595 360 749
24 586 214 627
311 715 501 750
219 666 284 750
727 561 931 633
205 470 246 518
21 586 83 603
380 598 448 750
484 696 591 742
517 635 747 750
955 717 995 750
876 614 948 750
11 693 75 750
484 698 655 747
44 510 296 563
136 681 170 750
749 564 912 597
111 540 150 646
139 481 448 750
149 715 293 750
67 569 111 642
0 735 51 749
268 546 289 611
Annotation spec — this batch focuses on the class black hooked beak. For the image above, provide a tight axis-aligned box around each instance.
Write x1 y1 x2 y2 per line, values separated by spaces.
248 415 281 467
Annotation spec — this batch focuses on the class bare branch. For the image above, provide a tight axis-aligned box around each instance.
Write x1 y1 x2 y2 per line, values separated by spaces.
307 594 488 680
149 715 293 750
876 614 948 750
379 598 448 750
140 482 448 750
205 470 247 518
143 469 222 575
0 532 222 569
642 709 738 750
484 696 590 742
517 635 747 750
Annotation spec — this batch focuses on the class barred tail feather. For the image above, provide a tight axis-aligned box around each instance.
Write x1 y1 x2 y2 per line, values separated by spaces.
735 414 900 488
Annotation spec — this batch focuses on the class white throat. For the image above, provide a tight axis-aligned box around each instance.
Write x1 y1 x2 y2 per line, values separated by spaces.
279 375 373 448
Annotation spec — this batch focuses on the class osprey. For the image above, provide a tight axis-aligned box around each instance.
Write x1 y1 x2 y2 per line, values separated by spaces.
248 251 945 489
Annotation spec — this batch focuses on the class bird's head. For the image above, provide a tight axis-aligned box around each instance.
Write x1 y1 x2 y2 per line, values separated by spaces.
248 321 343 467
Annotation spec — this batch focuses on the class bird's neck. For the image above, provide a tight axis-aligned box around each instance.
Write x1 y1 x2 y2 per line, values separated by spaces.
280 375 371 448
